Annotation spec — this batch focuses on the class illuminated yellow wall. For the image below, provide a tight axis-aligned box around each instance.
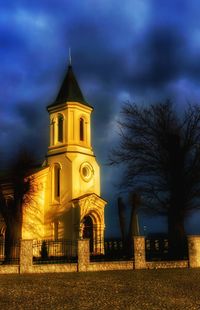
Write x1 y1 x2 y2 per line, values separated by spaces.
22 167 49 240
48 102 93 155
21 98 106 252
44 100 102 241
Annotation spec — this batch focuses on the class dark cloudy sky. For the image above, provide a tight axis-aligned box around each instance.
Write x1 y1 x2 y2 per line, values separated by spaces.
1 0 200 236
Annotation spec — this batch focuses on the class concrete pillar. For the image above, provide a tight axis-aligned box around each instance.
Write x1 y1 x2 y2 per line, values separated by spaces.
134 236 146 269
20 240 33 274
188 235 200 268
78 239 89 272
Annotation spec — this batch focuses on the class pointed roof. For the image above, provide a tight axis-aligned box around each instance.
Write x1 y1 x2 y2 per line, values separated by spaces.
48 65 89 108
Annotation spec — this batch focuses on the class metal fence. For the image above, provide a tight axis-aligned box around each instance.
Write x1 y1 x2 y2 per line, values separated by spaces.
33 239 78 264
0 240 20 264
90 239 133 262
145 236 188 261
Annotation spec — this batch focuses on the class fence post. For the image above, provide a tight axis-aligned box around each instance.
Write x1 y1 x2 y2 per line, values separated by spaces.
78 239 89 272
20 239 33 274
188 235 200 268
134 236 146 269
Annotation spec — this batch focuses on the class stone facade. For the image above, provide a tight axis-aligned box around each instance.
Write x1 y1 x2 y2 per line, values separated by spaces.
188 235 200 268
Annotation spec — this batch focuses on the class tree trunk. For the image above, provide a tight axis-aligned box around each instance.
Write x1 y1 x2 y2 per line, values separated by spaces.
129 208 139 237
117 198 126 243
128 193 140 257
117 197 127 255
4 216 21 263
168 210 187 260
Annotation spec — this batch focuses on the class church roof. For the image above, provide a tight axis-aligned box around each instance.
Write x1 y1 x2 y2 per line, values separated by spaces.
48 65 89 108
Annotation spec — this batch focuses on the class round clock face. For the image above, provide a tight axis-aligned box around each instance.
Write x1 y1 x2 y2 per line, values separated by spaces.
80 162 94 182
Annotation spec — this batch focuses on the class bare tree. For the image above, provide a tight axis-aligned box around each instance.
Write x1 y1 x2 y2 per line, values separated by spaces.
117 197 126 246
128 192 140 238
0 149 37 261
110 101 200 258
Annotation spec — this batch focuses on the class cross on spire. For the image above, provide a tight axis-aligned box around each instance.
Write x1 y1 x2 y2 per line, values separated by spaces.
69 47 72 66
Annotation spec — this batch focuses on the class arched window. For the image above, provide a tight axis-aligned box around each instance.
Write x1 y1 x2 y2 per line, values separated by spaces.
80 118 84 141
54 164 61 199
51 119 55 145
58 114 63 142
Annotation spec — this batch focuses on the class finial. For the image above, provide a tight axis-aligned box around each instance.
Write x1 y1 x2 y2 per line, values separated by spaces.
69 47 72 66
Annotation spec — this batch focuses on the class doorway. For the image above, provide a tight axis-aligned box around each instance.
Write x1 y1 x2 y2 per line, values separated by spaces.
83 216 93 253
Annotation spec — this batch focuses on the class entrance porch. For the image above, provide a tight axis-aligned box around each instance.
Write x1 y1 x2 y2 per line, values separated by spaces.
71 193 106 254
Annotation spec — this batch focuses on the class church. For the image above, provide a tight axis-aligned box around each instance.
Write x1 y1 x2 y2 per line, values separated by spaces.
1 63 107 254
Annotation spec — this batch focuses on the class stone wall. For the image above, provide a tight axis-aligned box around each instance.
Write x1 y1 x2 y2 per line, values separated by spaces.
0 236 199 274
88 261 133 272
0 265 19 274
146 260 188 269
29 264 77 273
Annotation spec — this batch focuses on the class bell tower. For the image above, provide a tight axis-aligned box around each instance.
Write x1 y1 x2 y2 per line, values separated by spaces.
47 65 94 157
45 62 106 253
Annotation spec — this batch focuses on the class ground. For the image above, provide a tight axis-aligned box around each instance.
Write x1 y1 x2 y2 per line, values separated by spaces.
0 269 200 309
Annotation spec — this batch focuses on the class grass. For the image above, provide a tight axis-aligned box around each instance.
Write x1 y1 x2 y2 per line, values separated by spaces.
0 269 200 309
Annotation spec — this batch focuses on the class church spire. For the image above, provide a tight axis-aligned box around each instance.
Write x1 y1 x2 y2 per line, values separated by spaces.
48 59 89 108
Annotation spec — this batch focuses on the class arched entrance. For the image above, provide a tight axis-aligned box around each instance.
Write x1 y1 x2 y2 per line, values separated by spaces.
83 216 93 253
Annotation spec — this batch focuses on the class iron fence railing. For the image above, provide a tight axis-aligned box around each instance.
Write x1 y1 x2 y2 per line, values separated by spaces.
33 239 78 264
0 240 20 264
90 239 133 262
145 236 188 261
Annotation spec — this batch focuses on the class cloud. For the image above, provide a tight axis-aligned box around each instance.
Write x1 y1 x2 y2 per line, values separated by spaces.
123 26 186 92
1 1 200 233
1 1 200 155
